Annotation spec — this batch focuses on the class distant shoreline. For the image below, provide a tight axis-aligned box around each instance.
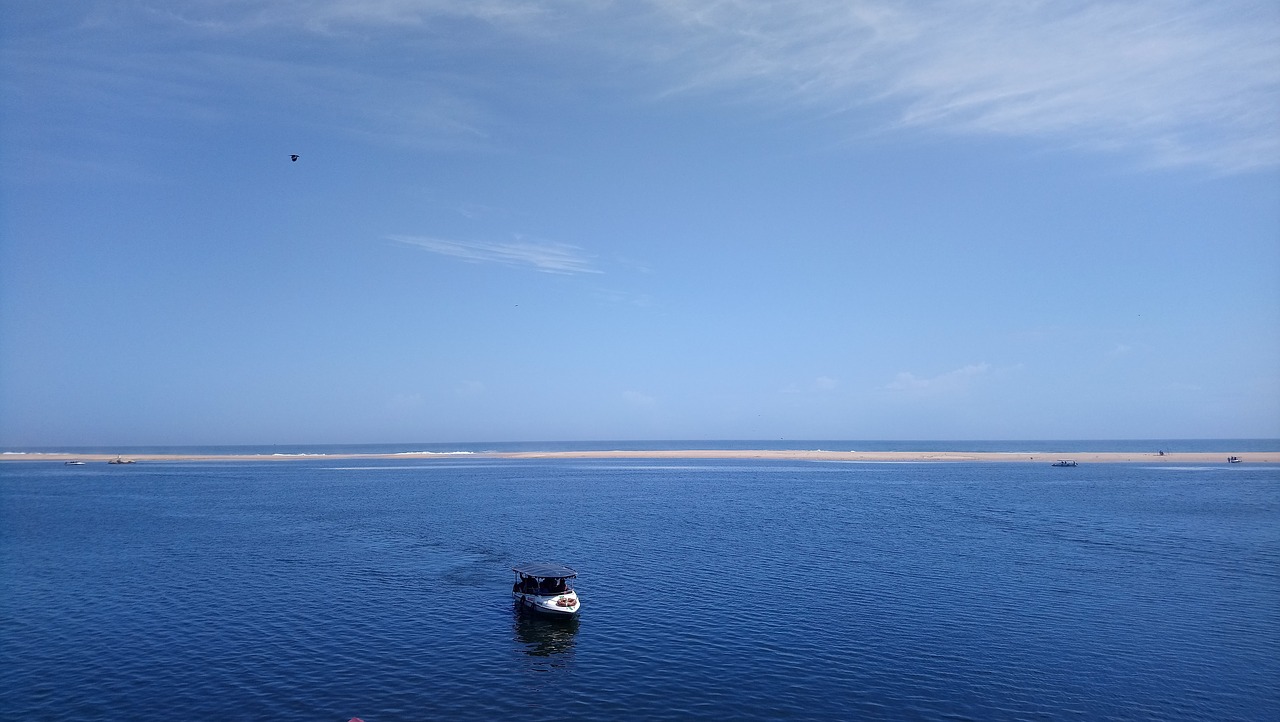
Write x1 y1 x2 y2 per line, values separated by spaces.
3 450 1276 464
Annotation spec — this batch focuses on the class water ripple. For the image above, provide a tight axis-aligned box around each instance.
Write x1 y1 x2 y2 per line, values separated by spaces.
2 460 1277 720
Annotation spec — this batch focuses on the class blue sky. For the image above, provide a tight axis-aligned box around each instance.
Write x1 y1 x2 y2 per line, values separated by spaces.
2 0 1278 445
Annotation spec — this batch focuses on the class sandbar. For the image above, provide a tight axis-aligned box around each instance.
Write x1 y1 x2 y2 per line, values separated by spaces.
3 450 1276 464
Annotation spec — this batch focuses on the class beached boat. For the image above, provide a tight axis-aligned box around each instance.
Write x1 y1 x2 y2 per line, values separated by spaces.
512 562 580 617
1227 456 1242 464
1051 460 1078 467
107 456 135 464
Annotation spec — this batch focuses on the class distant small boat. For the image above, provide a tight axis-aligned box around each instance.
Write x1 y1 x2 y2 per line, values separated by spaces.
107 456 135 465
512 563 581 617
64 461 86 465
1227 456 1242 464
1051 460 1078 467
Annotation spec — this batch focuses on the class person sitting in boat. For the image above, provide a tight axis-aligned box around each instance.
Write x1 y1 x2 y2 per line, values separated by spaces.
549 577 567 594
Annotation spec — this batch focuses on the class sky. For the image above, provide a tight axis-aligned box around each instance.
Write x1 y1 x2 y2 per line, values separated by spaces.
2 0 1278 446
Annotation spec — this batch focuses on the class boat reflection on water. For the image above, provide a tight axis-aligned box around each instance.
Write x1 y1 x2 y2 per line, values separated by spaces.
512 608 579 662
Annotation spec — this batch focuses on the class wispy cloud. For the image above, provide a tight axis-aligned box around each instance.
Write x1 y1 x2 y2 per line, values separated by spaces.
623 390 656 407
647 0 1280 172
781 376 839 394
132 0 554 35
886 363 992 395
3 41 494 160
391 234 600 274
66 0 1280 172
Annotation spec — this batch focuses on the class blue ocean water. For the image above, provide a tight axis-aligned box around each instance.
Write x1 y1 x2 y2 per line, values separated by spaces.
2 458 1277 721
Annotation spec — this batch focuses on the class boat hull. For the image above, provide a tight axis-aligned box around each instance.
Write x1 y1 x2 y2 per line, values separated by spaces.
513 591 580 617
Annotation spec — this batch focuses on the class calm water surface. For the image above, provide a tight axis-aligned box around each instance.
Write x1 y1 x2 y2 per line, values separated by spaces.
2 459 1277 720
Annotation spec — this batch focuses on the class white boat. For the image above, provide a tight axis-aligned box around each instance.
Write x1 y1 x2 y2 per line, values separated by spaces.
64 461 86 465
1051 459 1078 467
1227 456 1242 464
512 563 580 617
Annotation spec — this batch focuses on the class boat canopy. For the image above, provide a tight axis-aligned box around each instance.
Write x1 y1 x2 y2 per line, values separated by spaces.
513 562 577 579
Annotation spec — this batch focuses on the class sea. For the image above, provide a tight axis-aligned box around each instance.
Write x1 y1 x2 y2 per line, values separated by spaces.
2 441 1277 721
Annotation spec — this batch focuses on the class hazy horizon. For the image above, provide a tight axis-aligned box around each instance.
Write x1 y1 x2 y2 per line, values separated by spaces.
5 438 1277 454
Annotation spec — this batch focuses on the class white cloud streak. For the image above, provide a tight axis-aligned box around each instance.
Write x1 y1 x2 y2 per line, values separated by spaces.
391 234 600 274
79 0 1280 172
887 363 992 395
647 0 1280 172
623 390 656 407
781 376 839 394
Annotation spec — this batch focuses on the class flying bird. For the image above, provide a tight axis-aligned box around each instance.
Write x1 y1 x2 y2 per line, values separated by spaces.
290 154 300 162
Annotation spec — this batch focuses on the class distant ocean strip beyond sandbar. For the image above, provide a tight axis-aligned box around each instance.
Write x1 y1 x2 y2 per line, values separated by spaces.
3 450 1277 463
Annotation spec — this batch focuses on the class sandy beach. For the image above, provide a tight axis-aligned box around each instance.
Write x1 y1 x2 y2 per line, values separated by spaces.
4 450 1276 464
